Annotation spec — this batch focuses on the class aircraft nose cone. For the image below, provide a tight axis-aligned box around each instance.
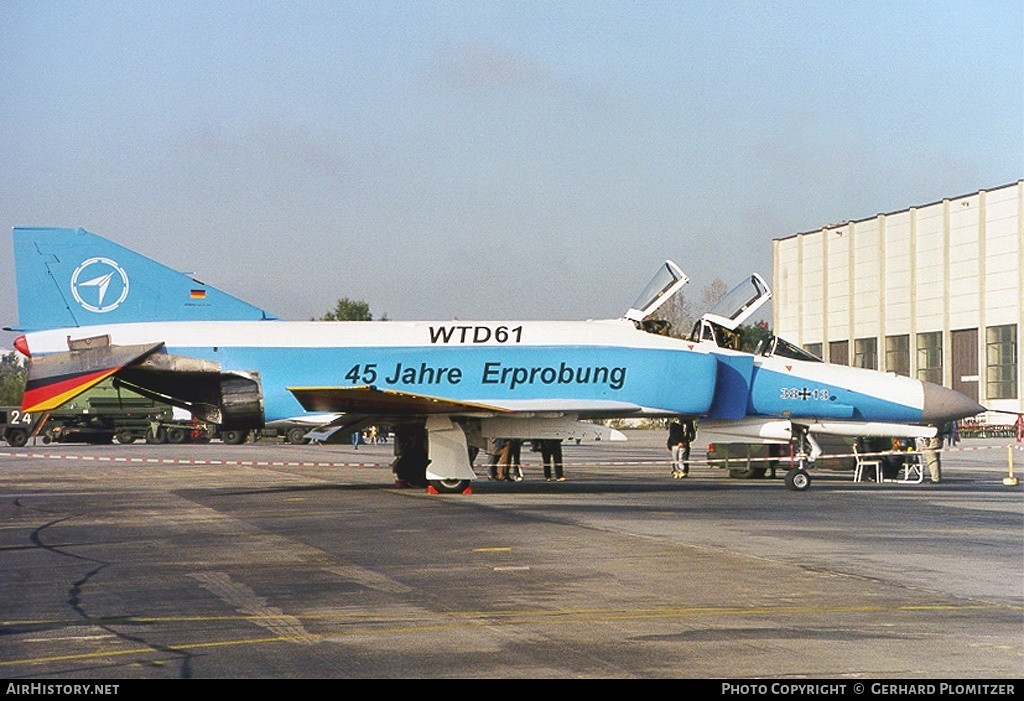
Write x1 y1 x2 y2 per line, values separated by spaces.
920 381 985 424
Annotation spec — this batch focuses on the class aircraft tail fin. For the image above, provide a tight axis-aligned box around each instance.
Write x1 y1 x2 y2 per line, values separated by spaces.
13 227 277 331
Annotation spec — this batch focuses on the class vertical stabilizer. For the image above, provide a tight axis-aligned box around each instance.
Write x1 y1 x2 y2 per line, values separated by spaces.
13 227 276 330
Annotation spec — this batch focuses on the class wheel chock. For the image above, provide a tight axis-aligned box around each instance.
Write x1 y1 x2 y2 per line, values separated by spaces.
426 484 473 495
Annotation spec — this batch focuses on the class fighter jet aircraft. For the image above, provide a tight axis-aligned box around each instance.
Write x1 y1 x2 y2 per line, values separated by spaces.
9 227 983 491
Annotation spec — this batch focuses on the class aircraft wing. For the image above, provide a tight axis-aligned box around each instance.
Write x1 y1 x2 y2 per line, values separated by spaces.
287 385 632 446
287 385 645 418
287 385 516 415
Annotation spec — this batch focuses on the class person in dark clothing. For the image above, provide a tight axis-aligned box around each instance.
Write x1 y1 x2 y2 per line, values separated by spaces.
667 419 696 478
508 439 523 481
540 439 565 481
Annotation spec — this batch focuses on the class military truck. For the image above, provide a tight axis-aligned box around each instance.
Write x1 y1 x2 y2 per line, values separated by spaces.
2 382 211 446
0 407 34 447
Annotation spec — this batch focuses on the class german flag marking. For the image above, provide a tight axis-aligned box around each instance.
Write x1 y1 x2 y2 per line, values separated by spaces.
21 367 122 413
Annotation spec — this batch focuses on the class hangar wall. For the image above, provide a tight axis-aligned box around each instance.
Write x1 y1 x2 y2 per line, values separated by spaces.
772 180 1023 421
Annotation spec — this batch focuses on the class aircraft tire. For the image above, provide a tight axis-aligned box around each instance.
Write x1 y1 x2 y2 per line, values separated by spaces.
7 429 28 448
167 427 187 444
429 478 470 494
222 429 247 445
785 468 811 491
146 427 168 444
287 427 307 445
115 430 137 444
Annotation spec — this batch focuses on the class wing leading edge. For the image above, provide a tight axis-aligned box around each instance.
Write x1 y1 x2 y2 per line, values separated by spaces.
287 385 516 415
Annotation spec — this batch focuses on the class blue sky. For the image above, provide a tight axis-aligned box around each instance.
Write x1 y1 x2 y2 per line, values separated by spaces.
2 1 1021 335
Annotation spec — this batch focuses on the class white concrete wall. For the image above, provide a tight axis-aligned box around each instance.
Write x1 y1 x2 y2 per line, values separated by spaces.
773 181 1023 417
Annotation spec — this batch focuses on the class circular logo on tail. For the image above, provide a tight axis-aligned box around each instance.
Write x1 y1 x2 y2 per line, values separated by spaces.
71 257 130 313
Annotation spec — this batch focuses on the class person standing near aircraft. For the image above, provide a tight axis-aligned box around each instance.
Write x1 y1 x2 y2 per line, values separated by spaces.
923 434 942 483
495 438 512 481
485 437 502 480
540 439 565 481
509 439 524 481
667 419 696 478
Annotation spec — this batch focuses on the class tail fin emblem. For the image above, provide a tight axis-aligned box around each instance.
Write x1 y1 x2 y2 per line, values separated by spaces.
71 257 130 313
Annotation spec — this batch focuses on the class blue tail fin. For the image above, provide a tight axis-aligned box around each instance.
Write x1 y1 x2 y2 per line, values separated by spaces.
13 227 277 331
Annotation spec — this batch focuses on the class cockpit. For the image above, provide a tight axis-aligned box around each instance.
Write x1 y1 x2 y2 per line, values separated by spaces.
626 262 822 362
754 334 823 362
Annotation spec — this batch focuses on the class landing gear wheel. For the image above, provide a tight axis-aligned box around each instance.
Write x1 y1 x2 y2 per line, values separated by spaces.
167 427 186 444
287 427 307 445
115 430 136 444
146 426 167 444
7 429 28 447
785 468 811 491
222 429 247 445
429 478 470 494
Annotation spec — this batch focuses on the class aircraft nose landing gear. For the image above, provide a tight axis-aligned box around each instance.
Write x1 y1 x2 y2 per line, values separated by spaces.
785 426 815 491
784 467 811 491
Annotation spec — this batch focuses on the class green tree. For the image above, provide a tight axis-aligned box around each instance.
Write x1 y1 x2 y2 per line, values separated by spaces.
0 351 27 406
737 320 773 354
320 298 387 321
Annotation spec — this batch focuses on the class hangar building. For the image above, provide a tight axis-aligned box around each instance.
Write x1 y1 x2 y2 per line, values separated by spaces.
772 180 1023 423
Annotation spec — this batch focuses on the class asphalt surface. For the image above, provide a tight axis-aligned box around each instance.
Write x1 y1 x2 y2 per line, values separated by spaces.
1 430 1021 679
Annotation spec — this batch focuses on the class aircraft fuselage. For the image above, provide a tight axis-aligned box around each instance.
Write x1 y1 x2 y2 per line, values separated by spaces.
20 317 958 428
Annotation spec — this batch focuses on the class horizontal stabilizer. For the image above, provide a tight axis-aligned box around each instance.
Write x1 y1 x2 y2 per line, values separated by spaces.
22 338 164 412
288 385 513 415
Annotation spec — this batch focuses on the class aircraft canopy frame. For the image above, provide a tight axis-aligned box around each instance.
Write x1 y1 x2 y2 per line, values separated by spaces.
701 273 772 331
624 260 689 322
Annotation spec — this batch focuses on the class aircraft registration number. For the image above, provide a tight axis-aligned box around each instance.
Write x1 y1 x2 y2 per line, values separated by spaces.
780 387 831 401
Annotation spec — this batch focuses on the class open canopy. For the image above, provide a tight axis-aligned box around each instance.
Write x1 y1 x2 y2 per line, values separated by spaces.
623 260 689 322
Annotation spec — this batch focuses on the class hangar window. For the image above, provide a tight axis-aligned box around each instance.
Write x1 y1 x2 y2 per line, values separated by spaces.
916 332 942 385
829 340 849 365
885 335 910 376
986 325 1018 399
854 338 878 370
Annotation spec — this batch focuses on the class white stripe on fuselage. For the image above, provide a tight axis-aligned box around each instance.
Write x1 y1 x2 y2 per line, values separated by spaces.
24 318 710 354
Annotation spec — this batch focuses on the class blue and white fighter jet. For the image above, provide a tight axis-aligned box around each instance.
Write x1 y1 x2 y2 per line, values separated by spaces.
9 227 983 491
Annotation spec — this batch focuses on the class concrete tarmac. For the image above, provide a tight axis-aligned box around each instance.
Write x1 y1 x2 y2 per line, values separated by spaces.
1 431 1021 678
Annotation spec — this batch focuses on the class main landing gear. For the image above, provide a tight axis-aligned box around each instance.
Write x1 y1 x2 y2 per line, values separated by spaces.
430 478 472 494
